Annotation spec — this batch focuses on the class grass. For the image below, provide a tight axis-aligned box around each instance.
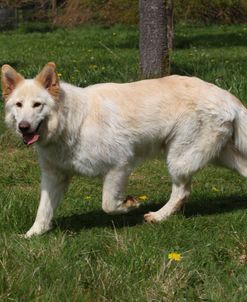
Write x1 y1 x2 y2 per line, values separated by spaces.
1 23 247 301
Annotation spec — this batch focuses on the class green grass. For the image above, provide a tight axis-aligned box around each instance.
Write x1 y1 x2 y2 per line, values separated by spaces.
1 24 247 301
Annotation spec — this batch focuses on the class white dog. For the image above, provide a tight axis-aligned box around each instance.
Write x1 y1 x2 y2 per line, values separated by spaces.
2 62 247 237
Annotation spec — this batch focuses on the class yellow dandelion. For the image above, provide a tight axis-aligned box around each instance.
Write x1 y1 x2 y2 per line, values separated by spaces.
168 252 182 262
57 73 62 77
89 64 97 70
212 186 220 192
84 196 91 200
138 195 148 201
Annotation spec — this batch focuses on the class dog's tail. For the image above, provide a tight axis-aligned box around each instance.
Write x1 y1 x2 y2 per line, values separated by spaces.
234 105 247 156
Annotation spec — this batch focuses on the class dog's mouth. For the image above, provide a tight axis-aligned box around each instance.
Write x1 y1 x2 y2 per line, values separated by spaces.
23 121 42 146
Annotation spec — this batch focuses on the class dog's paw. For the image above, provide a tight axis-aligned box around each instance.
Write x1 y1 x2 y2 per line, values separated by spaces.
144 211 167 223
24 223 52 238
144 212 158 223
123 195 140 210
24 229 39 238
24 228 41 238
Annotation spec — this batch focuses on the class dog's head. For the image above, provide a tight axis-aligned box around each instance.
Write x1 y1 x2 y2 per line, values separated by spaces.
1 62 62 146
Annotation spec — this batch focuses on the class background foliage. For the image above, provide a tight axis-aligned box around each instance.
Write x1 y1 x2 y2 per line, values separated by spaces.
1 0 247 26
55 0 247 26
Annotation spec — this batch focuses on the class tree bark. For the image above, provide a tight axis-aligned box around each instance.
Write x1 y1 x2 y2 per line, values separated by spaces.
51 0 57 23
139 0 173 78
166 0 174 50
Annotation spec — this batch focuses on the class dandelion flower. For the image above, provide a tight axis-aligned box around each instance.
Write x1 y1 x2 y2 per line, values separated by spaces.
168 252 182 262
212 186 220 192
89 64 97 70
84 196 91 200
138 195 148 201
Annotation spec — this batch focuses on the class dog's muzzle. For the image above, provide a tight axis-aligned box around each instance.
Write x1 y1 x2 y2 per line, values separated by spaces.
18 120 42 146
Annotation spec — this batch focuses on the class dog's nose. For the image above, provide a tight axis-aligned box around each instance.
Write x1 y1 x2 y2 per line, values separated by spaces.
19 121 31 133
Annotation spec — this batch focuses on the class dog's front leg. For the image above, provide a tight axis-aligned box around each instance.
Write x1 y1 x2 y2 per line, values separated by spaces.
102 165 139 215
25 170 70 238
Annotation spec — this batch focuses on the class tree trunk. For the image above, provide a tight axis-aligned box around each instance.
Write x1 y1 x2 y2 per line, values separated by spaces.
139 0 173 78
166 0 174 50
51 0 57 23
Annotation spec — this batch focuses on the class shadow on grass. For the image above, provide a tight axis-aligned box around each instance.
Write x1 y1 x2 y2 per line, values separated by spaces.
56 195 247 232
171 56 247 77
184 195 247 217
0 61 19 69
175 32 247 49
171 62 196 76
56 209 145 232
56 201 165 232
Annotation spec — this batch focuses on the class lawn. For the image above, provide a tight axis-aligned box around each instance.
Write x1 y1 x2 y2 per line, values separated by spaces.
1 23 247 301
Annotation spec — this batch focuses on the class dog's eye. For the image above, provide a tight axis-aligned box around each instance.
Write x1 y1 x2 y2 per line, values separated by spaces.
16 102 22 108
33 102 42 108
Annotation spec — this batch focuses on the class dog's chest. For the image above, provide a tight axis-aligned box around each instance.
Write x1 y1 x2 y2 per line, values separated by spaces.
37 143 108 177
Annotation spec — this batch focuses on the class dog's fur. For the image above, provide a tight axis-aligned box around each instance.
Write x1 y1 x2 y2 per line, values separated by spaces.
2 62 247 237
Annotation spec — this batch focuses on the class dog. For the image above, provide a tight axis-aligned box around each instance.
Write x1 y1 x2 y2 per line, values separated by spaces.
2 62 247 237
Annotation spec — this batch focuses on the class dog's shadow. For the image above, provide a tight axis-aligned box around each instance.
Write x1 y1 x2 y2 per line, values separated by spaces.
56 195 247 232
184 195 247 217
55 206 149 232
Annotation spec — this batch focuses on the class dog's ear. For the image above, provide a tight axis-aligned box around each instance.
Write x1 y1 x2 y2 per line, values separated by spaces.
36 62 60 100
1 65 24 100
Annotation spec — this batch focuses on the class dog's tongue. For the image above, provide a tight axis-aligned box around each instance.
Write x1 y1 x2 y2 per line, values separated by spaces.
23 133 40 146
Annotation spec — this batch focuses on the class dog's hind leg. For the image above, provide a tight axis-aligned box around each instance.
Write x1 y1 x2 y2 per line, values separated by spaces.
144 145 194 223
144 179 191 223
102 165 140 215
25 169 70 238
145 121 233 223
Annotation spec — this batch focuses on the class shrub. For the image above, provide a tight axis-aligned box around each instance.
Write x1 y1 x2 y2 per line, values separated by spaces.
55 0 139 27
1 0 247 26
175 0 247 24
54 0 247 26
